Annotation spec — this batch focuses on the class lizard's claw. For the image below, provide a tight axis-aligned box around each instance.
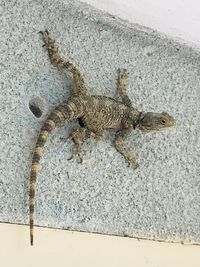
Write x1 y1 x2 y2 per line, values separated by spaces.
38 30 49 36
67 155 73 161
128 161 139 169
125 154 139 169
67 154 83 164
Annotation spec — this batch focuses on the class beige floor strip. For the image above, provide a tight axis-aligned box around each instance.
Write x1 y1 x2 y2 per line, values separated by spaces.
1 223 200 267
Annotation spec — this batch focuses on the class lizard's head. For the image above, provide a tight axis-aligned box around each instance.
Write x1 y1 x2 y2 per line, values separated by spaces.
138 112 176 132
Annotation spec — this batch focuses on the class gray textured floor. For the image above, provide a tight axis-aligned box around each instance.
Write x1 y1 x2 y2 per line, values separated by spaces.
1 0 200 244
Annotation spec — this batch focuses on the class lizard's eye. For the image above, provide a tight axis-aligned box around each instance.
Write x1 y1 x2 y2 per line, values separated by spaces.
160 118 166 125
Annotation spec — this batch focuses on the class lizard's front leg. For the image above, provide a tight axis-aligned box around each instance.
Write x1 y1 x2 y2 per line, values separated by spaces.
117 69 132 107
113 126 139 168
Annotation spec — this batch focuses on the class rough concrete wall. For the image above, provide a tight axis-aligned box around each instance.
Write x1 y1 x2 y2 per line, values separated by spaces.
0 0 200 244
81 0 200 49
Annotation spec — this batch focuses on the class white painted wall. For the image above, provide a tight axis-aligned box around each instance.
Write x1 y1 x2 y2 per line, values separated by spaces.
82 0 200 48
1 223 200 267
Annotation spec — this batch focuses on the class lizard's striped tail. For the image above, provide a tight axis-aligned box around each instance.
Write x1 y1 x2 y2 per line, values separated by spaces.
29 109 66 246
29 98 84 245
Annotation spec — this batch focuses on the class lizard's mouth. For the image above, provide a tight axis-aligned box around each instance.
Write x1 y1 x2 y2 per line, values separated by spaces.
139 123 176 133
138 125 157 133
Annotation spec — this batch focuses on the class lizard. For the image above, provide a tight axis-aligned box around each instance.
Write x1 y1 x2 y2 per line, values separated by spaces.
29 30 176 246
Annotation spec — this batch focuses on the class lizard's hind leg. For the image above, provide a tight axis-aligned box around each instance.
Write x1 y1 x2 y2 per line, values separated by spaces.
68 128 89 162
68 127 105 162
39 30 87 96
117 69 132 107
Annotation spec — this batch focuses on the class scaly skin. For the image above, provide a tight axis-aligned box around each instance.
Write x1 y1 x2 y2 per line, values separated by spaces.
29 30 176 245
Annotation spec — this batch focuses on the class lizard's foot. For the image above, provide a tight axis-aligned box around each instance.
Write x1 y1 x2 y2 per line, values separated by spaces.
68 145 83 163
67 128 88 163
39 30 65 67
118 68 129 81
90 131 105 141
124 153 139 169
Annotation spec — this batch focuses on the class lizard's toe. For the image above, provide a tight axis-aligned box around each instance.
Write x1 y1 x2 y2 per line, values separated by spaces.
126 155 139 169
129 162 139 169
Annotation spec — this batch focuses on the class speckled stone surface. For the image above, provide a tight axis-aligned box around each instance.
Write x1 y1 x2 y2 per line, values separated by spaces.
0 0 200 244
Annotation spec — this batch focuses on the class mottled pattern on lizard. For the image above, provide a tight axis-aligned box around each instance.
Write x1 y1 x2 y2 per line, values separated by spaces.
29 30 176 245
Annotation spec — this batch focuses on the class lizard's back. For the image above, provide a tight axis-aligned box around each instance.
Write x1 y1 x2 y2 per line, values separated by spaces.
73 95 129 130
